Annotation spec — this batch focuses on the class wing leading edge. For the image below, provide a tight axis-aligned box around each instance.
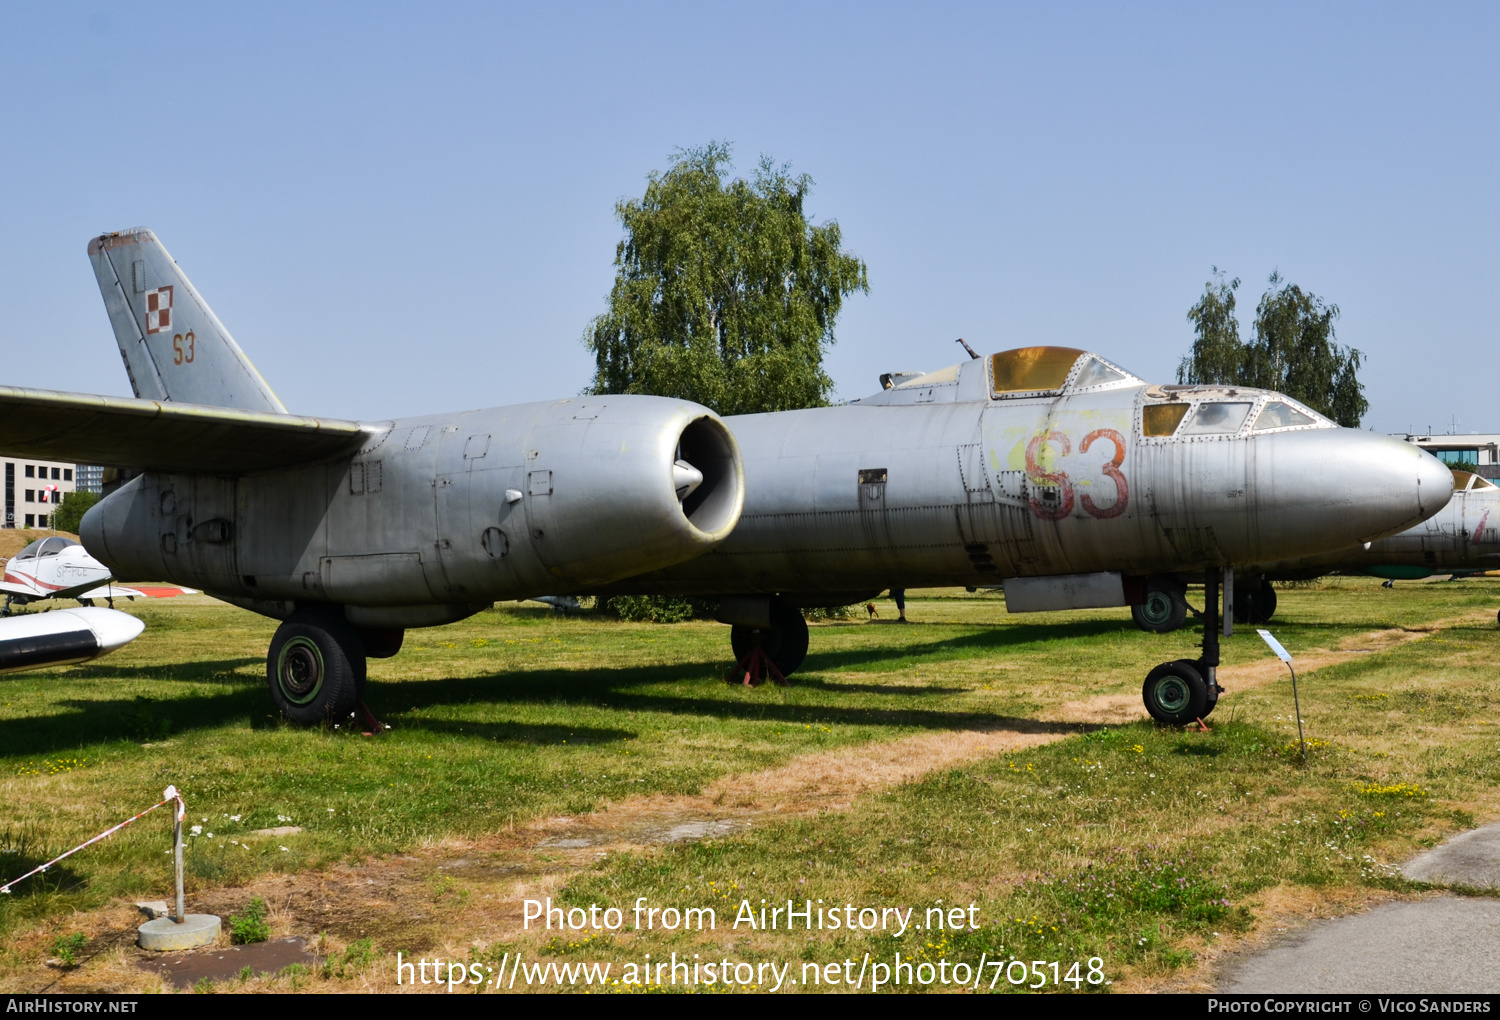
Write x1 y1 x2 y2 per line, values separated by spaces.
0 386 373 473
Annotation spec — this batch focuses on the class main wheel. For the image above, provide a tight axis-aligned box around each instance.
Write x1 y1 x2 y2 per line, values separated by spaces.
1132 579 1187 633
267 610 363 725
730 600 809 679
1142 659 1209 725
1235 582 1277 625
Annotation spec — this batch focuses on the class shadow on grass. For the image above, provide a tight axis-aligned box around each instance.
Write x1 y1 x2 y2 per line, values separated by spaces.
4 616 1284 756
402 717 636 745
30 658 263 684
4 600 1444 759
1 645 1084 755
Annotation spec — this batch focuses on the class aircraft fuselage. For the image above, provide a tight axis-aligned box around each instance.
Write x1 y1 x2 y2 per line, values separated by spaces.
592 353 1450 601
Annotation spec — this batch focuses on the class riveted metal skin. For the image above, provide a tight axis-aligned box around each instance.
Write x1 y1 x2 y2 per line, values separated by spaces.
591 353 1451 601
80 398 744 629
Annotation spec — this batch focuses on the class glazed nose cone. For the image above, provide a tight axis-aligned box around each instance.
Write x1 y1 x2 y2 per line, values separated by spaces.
1247 429 1453 558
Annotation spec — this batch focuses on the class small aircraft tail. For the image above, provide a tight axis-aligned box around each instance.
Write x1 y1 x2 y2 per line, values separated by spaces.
87 228 287 414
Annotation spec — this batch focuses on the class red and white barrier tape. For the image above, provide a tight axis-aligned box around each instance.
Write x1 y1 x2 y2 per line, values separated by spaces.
1 785 184 895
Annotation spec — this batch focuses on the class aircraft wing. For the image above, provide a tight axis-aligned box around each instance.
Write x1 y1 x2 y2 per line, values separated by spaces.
0 581 37 599
77 584 196 600
0 386 372 472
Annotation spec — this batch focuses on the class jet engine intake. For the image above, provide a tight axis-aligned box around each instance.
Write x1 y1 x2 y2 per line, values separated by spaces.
519 405 744 587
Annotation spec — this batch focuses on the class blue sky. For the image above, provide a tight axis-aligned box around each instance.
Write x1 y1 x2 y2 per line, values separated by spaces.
2 3 1494 435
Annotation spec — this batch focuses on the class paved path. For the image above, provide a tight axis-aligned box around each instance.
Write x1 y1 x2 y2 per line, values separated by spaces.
1219 897 1500 993
1402 822 1500 889
1220 825 1500 993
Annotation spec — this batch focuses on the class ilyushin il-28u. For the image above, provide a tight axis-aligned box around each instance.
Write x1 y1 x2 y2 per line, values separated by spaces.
0 228 745 724
593 346 1452 723
0 229 1450 730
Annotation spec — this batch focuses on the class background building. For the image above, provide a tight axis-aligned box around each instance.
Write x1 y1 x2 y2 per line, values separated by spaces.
74 464 104 494
1 459 78 529
1399 434 1500 480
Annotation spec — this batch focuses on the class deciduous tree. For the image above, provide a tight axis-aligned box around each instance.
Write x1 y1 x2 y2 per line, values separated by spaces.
1178 271 1368 427
585 142 868 416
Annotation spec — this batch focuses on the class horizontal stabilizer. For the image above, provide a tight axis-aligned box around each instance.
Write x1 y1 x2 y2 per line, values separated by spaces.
0 386 371 473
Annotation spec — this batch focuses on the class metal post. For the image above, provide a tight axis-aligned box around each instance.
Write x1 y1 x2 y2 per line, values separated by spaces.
1289 662 1307 766
173 805 184 924
1256 630 1306 766
1223 566 1234 638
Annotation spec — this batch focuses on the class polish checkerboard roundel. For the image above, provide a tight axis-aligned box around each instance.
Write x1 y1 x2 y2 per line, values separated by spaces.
145 285 173 334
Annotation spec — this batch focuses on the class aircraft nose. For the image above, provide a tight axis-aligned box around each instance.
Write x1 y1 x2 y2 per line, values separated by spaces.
1247 429 1452 557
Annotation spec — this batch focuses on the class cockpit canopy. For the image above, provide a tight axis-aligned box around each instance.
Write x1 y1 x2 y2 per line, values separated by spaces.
1140 386 1333 439
988 347 1139 397
14 537 79 560
867 347 1340 437
1452 469 1496 492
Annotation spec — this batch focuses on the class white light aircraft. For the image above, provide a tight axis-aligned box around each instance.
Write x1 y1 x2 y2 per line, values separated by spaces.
0 536 193 614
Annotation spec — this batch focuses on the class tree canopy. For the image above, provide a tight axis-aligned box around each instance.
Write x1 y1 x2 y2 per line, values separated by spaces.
584 143 869 416
51 489 99 535
1178 270 1368 428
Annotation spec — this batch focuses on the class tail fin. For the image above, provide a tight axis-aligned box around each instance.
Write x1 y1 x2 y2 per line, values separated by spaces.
87 228 287 414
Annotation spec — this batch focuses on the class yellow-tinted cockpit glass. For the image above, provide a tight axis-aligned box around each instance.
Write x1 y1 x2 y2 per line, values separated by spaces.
1142 403 1189 437
989 347 1085 395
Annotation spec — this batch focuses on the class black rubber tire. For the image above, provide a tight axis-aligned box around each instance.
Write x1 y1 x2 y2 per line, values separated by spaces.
730 600 810 679
1142 659 1209 725
266 610 363 725
1132 579 1187 633
1235 583 1277 625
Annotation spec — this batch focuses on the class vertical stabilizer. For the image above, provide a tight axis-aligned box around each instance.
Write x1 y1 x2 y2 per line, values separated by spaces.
87 228 287 414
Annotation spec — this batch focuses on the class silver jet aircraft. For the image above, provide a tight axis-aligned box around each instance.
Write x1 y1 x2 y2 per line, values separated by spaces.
1130 467 1500 632
589 350 1452 724
0 228 745 724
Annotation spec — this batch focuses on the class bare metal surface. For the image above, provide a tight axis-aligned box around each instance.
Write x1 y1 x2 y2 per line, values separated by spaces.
598 354 1451 600
0 386 368 472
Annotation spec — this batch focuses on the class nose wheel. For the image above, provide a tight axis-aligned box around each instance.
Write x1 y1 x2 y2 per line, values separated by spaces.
1143 568 1226 725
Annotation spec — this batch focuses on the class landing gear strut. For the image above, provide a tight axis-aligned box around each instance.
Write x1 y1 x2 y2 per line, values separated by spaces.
1142 567 1226 725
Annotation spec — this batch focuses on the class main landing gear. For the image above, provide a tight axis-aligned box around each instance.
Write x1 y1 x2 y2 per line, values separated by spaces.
265 607 403 727
1141 568 1227 726
1131 575 1276 633
729 599 809 685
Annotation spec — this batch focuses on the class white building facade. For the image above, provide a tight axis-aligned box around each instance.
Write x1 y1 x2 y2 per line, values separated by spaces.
2 459 79 529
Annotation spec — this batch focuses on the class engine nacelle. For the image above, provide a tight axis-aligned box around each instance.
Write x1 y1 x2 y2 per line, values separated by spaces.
81 396 744 625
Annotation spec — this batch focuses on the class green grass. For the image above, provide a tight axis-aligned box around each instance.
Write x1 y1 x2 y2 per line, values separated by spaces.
1 577 1497 990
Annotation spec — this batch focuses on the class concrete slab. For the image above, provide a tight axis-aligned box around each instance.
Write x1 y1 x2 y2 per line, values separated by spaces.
136 936 314 989
1403 822 1500 889
1219 897 1500 993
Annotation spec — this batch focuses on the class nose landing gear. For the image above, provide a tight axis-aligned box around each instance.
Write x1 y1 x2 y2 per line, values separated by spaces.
1142 568 1226 726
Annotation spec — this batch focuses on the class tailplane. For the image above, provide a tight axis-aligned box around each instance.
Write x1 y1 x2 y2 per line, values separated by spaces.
87 228 287 414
